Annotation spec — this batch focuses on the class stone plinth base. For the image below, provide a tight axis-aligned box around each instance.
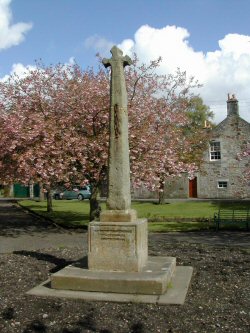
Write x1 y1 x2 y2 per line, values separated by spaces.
88 218 148 272
51 256 176 295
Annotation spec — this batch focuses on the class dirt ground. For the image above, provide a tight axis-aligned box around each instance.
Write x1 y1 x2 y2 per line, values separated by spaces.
1 239 249 333
0 202 249 333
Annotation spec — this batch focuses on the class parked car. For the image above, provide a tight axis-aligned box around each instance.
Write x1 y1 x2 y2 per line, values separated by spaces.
53 185 91 201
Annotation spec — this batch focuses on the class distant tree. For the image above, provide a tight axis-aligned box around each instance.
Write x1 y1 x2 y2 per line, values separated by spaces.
0 57 211 215
176 96 214 176
185 96 214 129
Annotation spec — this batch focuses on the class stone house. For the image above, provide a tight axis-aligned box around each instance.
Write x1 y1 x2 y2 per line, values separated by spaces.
197 95 250 199
133 95 250 199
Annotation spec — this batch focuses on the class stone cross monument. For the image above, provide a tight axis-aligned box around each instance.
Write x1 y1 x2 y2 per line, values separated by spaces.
87 46 147 271
102 46 132 211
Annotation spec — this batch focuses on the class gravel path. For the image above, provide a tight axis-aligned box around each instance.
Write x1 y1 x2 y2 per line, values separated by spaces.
0 201 249 333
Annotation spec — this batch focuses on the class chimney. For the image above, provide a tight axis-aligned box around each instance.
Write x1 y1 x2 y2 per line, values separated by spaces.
203 120 211 129
227 93 239 117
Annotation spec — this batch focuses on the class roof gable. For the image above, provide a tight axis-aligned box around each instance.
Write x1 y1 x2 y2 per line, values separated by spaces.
211 115 250 137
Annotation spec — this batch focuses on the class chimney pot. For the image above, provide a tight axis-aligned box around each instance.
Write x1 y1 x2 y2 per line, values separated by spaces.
227 93 239 116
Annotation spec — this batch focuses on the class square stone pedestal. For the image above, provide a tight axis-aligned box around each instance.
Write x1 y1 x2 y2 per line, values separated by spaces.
88 218 148 272
49 210 184 299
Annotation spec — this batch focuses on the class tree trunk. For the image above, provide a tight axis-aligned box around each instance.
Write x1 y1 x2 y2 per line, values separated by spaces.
46 188 53 212
3 185 11 197
89 184 101 221
158 179 165 205
38 182 45 201
158 191 165 205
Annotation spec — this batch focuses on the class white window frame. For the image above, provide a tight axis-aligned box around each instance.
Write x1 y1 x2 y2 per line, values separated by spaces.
210 141 221 161
218 181 228 189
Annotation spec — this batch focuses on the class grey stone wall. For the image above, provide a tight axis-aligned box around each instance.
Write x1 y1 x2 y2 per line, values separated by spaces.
132 186 158 200
132 175 189 200
164 175 189 199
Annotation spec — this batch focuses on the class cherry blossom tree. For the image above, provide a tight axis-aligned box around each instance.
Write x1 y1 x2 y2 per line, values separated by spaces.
0 56 210 216
0 62 110 213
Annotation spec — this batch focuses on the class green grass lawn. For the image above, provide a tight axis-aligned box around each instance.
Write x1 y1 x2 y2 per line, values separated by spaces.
134 201 215 219
19 200 92 228
19 199 249 232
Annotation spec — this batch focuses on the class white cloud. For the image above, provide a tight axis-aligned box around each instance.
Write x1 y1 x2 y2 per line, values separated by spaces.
84 34 114 57
67 57 75 65
0 57 77 82
89 25 250 124
0 0 32 50
120 25 205 80
0 62 36 81
218 34 250 60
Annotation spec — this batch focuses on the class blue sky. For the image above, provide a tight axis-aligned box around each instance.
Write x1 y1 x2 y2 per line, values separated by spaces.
1 0 250 122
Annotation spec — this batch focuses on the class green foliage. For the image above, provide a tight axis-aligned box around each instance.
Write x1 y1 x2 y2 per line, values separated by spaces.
177 96 215 169
185 96 214 130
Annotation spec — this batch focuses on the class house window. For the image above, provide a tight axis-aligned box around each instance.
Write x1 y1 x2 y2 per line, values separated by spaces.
218 181 228 189
210 141 221 160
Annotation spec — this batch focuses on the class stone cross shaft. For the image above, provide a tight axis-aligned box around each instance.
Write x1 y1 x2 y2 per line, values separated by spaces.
103 46 132 210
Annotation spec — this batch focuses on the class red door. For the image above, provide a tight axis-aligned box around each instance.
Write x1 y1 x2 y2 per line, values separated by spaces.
189 177 197 198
